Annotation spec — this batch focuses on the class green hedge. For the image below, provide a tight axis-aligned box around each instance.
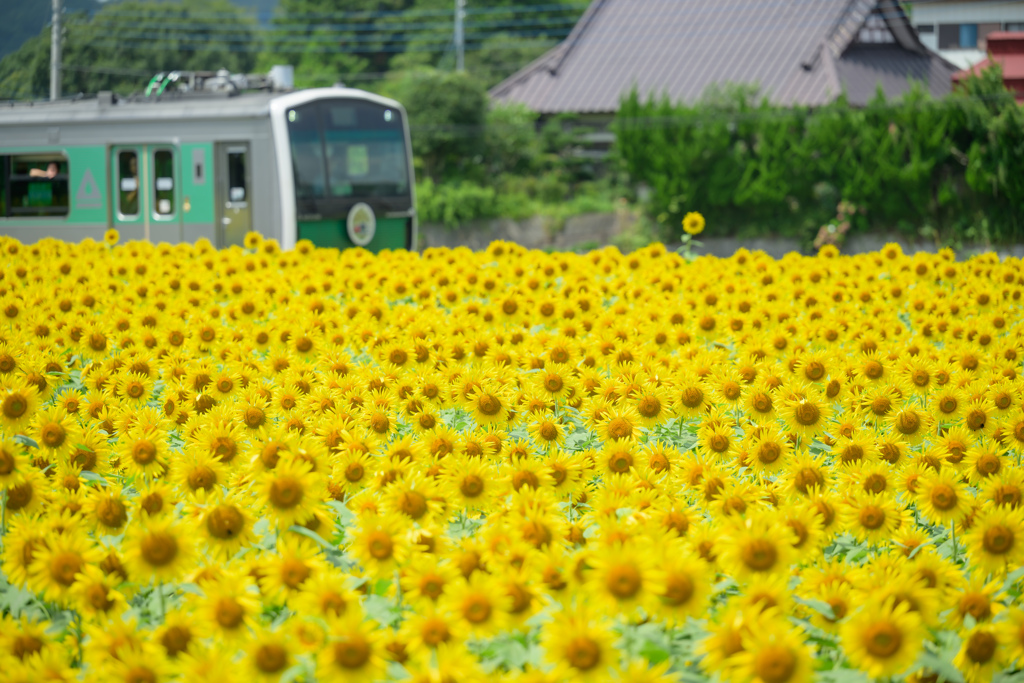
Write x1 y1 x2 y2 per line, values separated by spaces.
613 67 1024 245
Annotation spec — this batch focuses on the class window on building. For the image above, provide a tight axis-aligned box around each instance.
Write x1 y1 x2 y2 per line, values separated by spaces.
979 23 1002 50
938 24 960 49
916 24 935 34
3 154 69 217
960 23 979 48
1006 22 1024 31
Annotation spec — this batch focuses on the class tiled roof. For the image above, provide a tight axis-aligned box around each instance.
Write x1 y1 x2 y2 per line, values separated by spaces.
490 0 958 113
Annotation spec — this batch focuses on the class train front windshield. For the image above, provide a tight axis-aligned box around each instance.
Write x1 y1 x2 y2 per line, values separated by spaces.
287 99 409 203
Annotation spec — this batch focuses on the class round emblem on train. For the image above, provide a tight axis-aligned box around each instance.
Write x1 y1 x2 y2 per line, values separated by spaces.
346 202 376 246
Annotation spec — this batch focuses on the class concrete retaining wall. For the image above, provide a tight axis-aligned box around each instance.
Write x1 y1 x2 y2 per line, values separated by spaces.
418 212 1024 259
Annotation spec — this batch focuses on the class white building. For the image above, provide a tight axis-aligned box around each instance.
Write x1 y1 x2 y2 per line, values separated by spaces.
906 0 1024 68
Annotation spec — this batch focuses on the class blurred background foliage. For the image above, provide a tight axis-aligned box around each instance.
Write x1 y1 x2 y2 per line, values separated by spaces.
616 66 1024 245
1 1 1022 247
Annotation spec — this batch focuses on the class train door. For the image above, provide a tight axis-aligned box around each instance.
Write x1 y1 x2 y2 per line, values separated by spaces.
215 142 251 248
111 145 183 243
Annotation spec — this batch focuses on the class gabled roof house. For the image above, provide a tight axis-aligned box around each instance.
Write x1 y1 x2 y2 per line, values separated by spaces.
490 0 960 114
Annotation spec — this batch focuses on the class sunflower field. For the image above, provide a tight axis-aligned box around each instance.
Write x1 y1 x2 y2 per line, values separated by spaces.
1 233 1024 683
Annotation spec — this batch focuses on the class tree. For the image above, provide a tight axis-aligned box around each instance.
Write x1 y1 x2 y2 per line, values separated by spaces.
0 0 261 100
381 67 488 181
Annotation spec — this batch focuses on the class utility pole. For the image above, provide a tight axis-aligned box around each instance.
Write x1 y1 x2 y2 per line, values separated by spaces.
454 0 465 72
51 0 62 101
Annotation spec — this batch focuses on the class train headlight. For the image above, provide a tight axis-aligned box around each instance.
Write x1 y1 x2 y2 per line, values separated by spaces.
384 109 392 122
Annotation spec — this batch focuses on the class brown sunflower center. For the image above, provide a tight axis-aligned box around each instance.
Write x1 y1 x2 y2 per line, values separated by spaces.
637 396 661 418
281 558 311 589
367 531 394 560
215 598 245 628
132 440 158 465
871 396 892 416
864 621 902 658
895 411 921 435
398 491 428 519
538 422 559 442
150 624 187 660
976 454 1001 476
207 505 245 539
566 636 602 671
966 410 987 431
794 401 820 426
244 407 265 428
269 476 303 508
0 448 15 475
681 387 704 408
421 617 451 646
859 505 885 530
662 572 694 606
966 632 997 664
141 531 179 567
462 594 492 623
752 394 773 413
334 637 370 669
754 645 797 683
460 475 484 498
606 417 633 440
86 583 115 611
96 498 127 529
606 564 642 599
477 394 502 416
50 551 84 586
187 466 216 491
804 362 825 381
983 524 1014 554
758 442 781 464
929 484 957 510
709 433 730 453
255 644 288 673
40 422 66 448
741 539 778 571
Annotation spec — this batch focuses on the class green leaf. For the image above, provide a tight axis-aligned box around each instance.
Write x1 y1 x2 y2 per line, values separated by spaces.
1002 565 1024 592
288 525 334 550
363 594 402 628
79 470 108 486
794 596 836 621
13 434 38 449
639 640 670 665
917 651 965 683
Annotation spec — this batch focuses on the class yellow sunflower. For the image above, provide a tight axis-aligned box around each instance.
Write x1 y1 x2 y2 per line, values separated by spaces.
841 598 925 679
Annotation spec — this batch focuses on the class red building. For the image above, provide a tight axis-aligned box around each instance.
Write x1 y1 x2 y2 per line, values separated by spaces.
953 32 1024 102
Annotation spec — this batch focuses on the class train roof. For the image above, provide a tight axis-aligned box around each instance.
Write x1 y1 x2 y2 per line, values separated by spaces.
0 87 401 126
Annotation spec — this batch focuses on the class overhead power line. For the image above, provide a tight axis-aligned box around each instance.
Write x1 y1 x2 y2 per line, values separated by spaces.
67 27 571 48
85 2 588 22
72 15 581 34
82 37 561 55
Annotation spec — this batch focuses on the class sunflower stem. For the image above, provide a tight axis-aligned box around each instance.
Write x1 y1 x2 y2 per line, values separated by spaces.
157 581 166 621
950 521 958 564
73 610 83 667
1 489 6 544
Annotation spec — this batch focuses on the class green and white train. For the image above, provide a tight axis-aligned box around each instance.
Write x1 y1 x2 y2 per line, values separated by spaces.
0 86 417 251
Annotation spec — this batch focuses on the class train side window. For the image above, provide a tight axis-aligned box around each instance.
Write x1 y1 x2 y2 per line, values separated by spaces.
287 104 327 199
227 149 247 203
7 154 69 217
153 149 175 217
117 151 139 217
0 157 7 217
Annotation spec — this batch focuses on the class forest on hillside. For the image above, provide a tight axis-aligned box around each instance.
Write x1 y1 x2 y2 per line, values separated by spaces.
0 0 587 100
